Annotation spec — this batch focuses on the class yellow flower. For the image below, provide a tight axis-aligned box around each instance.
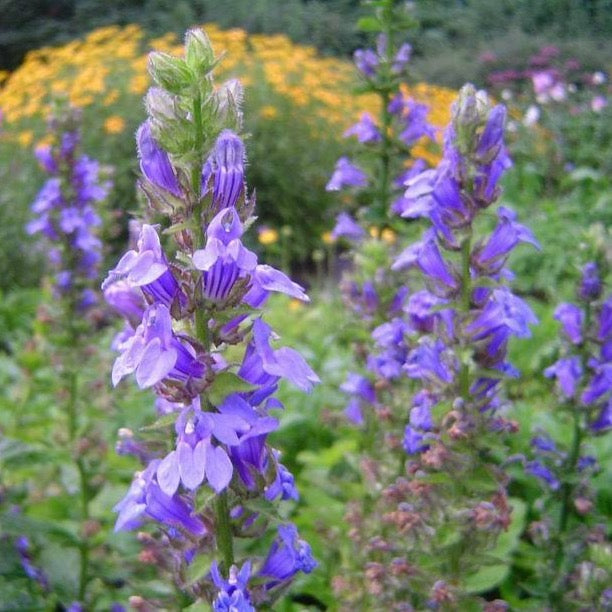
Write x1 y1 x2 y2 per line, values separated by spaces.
258 227 279 245
321 231 335 245
259 105 278 119
104 115 125 134
381 228 397 245
18 130 34 147
369 226 380 239
288 299 303 311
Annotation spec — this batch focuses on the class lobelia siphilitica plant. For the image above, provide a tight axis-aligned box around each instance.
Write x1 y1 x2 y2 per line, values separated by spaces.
333 82 541 609
22 100 112 606
102 30 318 609
522 261 611 609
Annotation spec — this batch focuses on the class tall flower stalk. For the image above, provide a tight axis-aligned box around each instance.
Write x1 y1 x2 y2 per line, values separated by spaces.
330 63 540 604
104 30 318 608
26 101 111 605
524 261 611 608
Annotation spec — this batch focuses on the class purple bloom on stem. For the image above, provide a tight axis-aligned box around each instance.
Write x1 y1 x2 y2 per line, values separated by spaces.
326 157 367 191
344 113 382 143
103 224 185 310
331 212 365 241
137 121 181 197
211 561 254 612
344 398 364 426
238 318 320 394
410 391 435 431
525 460 560 491
468 289 538 342
405 338 454 384
554 303 584 344
590 398 612 432
201 129 245 209
392 231 458 292
259 524 317 587
354 48 379 78
400 101 436 146
392 43 412 73
579 262 601 301
193 207 257 301
581 363 612 405
403 425 429 454
34 144 57 174
544 356 583 398
531 435 558 453
103 279 147 328
474 206 540 272
156 400 244 495
598 297 612 341
114 459 206 535
340 372 376 404
112 304 205 389
265 451 299 501
476 105 506 163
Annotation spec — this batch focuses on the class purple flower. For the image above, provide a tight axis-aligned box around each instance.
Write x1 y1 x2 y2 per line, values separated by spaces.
34 144 57 174
265 451 299 502
468 289 538 342
103 279 147 328
403 425 429 454
578 262 601 301
531 435 558 453
344 113 382 143
103 224 186 310
341 372 376 404
399 100 436 146
554 303 584 344
344 398 364 426
326 157 367 191
156 400 243 495
392 231 458 292
331 212 366 241
392 43 412 73
590 398 612 432
354 48 379 78
259 524 317 587
193 207 309 306
404 338 454 384
201 129 246 209
211 562 254 612
238 318 320 396
404 290 448 334
598 297 612 341
137 120 181 197
112 304 205 389
474 207 539 272
544 356 583 398
581 363 612 405
525 460 560 491
476 105 506 163
114 459 206 534
410 391 435 431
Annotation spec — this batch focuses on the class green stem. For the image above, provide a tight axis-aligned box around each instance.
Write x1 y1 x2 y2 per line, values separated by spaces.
215 491 234 571
459 234 472 403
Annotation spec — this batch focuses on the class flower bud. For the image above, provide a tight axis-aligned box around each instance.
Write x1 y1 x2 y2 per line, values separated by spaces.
185 29 215 77
148 52 194 95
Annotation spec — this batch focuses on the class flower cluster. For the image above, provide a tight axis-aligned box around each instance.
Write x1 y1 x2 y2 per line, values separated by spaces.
103 30 317 607
26 104 109 310
333 79 539 607
524 261 611 608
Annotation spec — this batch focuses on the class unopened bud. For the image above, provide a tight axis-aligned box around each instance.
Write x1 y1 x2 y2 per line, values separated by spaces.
185 29 215 76
148 52 193 95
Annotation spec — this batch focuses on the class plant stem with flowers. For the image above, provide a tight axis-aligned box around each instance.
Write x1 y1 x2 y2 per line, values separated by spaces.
104 30 319 609
524 261 612 609
24 99 112 607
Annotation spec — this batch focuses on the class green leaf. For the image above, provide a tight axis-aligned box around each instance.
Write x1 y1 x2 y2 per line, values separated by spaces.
356 16 382 32
464 563 509 594
139 412 177 432
185 554 212 585
207 372 256 405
